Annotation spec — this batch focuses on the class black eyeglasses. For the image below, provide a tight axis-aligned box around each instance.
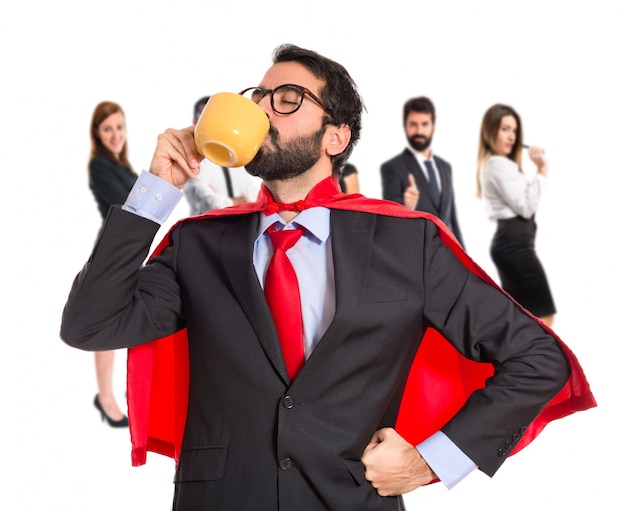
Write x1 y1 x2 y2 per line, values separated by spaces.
239 84 335 119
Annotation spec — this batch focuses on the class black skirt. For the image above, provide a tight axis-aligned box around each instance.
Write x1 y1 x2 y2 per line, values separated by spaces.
490 216 556 317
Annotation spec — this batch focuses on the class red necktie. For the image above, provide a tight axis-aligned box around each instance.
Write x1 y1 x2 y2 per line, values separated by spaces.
264 224 305 379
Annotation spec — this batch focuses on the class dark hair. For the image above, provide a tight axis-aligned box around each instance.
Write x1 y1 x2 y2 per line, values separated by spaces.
89 101 133 172
403 96 436 124
194 95 211 124
272 44 365 176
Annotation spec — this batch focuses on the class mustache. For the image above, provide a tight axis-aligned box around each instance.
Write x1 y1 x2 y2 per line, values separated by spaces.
256 125 280 156
268 124 280 143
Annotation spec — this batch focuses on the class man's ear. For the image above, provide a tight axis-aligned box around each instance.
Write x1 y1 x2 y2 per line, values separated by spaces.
325 124 351 156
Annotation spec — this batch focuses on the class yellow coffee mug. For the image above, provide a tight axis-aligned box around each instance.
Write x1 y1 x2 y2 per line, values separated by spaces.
194 92 270 168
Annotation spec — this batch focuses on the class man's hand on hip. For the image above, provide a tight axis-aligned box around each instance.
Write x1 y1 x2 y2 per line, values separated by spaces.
361 427 436 496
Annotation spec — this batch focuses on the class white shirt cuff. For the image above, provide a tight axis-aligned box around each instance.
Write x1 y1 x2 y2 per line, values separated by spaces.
123 170 183 224
416 431 477 489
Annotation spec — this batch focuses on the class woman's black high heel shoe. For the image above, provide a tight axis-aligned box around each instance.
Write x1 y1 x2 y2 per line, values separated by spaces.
94 394 128 428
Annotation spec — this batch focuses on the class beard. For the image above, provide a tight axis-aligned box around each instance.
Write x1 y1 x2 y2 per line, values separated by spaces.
407 133 432 152
245 124 325 181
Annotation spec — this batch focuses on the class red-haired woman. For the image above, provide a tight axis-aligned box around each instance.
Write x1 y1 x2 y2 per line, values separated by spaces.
86 101 137 427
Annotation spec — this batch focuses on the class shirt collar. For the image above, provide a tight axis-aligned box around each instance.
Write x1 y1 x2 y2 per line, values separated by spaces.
257 207 331 244
407 145 434 165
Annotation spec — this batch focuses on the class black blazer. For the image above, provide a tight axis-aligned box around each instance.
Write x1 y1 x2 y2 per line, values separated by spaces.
88 156 137 220
381 148 464 248
61 206 568 510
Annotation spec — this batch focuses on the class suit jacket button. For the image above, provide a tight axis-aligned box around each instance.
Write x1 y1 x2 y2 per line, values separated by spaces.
279 458 293 470
498 448 507 458
282 395 295 409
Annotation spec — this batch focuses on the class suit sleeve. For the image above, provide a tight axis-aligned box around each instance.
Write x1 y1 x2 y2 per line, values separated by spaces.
60 206 184 351
420 221 569 476
448 203 464 249
380 161 405 204
447 182 465 249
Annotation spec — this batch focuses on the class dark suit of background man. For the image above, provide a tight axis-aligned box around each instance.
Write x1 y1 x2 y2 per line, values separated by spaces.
381 96 465 248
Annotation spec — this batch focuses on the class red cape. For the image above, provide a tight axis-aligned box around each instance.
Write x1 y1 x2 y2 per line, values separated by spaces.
127 177 596 466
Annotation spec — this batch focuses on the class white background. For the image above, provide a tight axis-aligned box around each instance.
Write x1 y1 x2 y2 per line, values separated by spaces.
1 1 623 509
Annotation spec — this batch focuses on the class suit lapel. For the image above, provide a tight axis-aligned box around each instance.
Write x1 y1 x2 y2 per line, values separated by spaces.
218 210 377 384
433 155 450 208
219 214 290 382
298 210 375 377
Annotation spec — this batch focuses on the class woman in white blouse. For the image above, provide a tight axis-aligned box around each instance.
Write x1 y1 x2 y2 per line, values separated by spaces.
476 104 556 327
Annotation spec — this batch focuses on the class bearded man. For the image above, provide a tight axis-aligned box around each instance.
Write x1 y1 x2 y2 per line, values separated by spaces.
61 46 594 510
381 96 465 248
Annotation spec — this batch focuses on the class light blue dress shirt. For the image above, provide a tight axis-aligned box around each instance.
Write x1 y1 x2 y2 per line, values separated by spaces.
123 170 476 488
254 208 335 358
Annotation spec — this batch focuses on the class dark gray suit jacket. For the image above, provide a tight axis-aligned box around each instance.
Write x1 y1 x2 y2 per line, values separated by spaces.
381 148 465 248
61 206 568 510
